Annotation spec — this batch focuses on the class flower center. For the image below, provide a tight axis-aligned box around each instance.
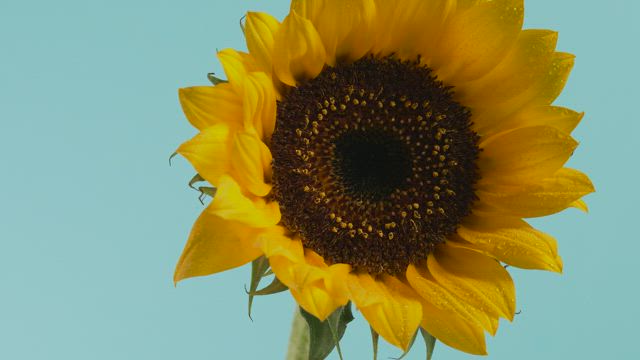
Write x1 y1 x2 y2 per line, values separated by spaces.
271 56 480 275
333 129 412 201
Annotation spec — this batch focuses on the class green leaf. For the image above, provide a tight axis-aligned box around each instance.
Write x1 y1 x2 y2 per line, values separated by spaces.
420 328 437 360
299 303 354 360
188 174 205 189
207 73 228 85
246 256 271 320
169 151 178 165
186 174 217 204
239 14 246 34
370 327 379 360
253 276 288 296
197 186 217 204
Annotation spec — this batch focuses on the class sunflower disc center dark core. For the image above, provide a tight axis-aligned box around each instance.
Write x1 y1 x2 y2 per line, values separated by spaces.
271 56 480 275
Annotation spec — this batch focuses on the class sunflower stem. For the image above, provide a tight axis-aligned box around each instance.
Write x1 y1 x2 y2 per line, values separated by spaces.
286 308 310 360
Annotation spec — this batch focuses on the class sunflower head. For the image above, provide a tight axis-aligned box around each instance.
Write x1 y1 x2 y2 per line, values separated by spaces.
174 0 594 356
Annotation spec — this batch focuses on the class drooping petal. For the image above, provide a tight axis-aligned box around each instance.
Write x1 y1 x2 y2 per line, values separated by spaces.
176 123 232 186
242 71 277 139
406 264 494 333
244 12 280 74
207 175 280 228
173 210 264 283
478 168 595 218
428 244 516 321
479 126 578 186
420 298 487 355
433 0 525 83
230 131 272 197
347 274 422 350
258 234 351 320
272 10 326 86
456 215 563 272
178 84 242 130
218 48 258 93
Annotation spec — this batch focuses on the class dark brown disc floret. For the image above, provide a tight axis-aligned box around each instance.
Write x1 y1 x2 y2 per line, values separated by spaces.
271 56 480 275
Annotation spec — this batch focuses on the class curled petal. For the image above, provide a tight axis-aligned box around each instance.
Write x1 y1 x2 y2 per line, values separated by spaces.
176 123 232 187
218 48 258 93
178 84 242 130
242 72 277 139
273 11 326 86
244 12 280 74
295 0 377 64
230 131 272 197
258 234 351 320
207 175 280 228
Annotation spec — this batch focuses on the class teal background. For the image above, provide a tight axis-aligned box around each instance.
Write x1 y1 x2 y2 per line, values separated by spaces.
0 0 637 359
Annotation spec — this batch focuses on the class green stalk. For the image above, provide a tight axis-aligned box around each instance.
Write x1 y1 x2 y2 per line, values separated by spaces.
286 308 310 360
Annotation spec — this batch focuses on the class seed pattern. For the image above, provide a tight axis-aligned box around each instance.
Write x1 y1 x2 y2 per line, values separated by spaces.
271 56 480 275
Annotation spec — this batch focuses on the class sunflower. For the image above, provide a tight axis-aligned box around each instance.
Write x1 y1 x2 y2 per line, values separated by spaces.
174 0 594 356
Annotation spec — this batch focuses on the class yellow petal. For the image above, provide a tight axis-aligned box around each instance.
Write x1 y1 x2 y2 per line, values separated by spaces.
244 12 280 74
174 210 264 284
472 51 575 128
273 10 326 86
406 264 494 333
242 71 277 139
257 232 305 262
290 282 346 321
479 126 578 186
178 84 242 130
483 106 584 138
571 199 589 213
207 175 280 228
297 0 376 64
429 244 516 321
531 52 576 106
479 168 595 218
258 235 350 320
290 256 351 320
420 298 487 355
433 0 524 83
456 215 563 272
176 123 232 186
290 0 324 23
372 0 455 59
347 274 422 350
218 48 258 93
460 30 558 111
230 131 272 197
